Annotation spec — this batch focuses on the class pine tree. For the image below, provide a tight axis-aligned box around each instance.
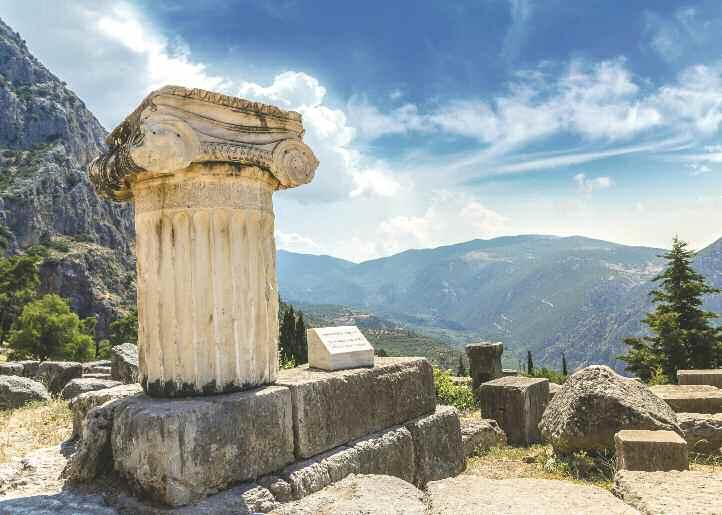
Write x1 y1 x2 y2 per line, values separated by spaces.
457 355 467 377
561 352 568 376
0 254 40 345
294 312 308 364
527 350 534 374
620 237 721 382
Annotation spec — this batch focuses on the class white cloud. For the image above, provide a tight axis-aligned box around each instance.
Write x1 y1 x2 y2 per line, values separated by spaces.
573 173 614 194
687 163 711 176
276 231 322 254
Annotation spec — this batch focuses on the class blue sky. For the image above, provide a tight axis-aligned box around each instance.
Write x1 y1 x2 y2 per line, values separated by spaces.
2 0 720 261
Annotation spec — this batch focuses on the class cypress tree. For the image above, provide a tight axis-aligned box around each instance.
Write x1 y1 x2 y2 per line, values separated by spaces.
294 312 308 364
279 306 295 361
620 237 721 382
527 350 534 375
562 352 568 376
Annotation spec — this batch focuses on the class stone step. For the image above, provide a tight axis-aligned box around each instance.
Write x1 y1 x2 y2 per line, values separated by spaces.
614 470 722 514
614 429 688 472
678 369 722 389
650 384 722 413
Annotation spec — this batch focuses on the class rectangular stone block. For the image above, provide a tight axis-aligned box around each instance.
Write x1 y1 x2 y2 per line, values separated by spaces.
479 376 549 445
677 412 722 454
614 429 688 472
678 369 722 388
650 384 722 413
404 405 465 486
111 385 294 506
277 357 436 458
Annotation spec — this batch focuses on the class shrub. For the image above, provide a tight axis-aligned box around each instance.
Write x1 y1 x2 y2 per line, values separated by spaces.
433 367 477 411
7 294 95 361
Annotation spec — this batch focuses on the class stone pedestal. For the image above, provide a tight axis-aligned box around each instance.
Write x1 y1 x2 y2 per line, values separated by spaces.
111 386 295 506
89 86 318 397
479 376 548 445
614 430 688 472
465 342 503 392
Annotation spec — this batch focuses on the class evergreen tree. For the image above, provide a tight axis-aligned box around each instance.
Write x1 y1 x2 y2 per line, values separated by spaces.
376 348 388 357
294 312 308 364
620 237 721 382
457 355 467 377
109 308 138 346
8 294 95 361
0 254 40 345
562 352 568 376
279 305 296 361
527 350 534 374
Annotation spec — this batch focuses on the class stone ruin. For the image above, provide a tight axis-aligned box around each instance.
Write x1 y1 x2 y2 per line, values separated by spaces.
69 86 465 508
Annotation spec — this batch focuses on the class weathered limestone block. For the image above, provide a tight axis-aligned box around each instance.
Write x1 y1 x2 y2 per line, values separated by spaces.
110 343 139 384
276 357 436 459
0 375 49 409
428 476 639 515
404 405 464 486
111 386 294 506
37 361 82 394
82 360 111 373
450 376 472 386
274 474 427 515
649 384 722 413
678 369 722 388
615 430 688 472
460 416 507 458
86 366 111 376
465 341 503 391
83 373 112 380
479 376 548 445
18 360 40 378
113 482 279 514
677 412 722 454
540 366 681 454
258 425 415 503
0 362 23 376
60 378 122 400
69 383 142 438
548 382 562 403
614 470 722 515
90 86 318 398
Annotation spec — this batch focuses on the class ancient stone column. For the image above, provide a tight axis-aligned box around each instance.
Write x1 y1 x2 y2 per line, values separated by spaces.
89 86 318 397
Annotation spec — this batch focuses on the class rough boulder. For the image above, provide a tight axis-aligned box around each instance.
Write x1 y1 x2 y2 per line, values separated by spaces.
539 365 681 454
0 375 50 409
110 343 138 383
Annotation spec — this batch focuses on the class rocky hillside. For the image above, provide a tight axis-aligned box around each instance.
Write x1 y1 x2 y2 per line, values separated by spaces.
0 18 135 337
278 235 722 371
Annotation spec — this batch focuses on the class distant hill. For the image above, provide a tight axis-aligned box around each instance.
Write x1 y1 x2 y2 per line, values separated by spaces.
279 235 722 372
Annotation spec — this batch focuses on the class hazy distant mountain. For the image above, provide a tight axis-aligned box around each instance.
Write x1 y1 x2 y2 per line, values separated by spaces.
278 235 722 371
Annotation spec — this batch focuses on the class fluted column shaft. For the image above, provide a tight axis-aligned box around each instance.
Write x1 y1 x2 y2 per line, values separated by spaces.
132 163 279 397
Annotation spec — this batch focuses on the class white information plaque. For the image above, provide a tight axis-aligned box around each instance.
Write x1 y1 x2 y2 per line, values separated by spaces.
307 325 375 371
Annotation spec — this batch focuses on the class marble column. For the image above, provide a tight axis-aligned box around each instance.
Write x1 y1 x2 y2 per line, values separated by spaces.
89 86 318 397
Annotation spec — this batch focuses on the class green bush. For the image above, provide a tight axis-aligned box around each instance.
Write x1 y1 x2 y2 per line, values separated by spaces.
7 294 95 361
433 367 477 411
526 367 567 384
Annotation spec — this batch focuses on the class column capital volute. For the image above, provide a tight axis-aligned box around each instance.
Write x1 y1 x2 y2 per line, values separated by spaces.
89 85 319 201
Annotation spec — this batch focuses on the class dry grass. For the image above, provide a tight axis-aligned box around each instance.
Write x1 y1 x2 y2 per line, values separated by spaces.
465 444 616 490
0 399 72 464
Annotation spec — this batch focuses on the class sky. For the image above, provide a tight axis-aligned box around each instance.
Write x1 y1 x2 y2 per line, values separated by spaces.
1 0 721 262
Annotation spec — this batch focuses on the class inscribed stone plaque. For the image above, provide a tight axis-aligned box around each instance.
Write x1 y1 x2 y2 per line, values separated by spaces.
307 326 374 371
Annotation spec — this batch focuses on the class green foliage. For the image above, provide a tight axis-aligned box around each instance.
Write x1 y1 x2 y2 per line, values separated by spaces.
619 237 722 382
0 253 41 345
108 308 138 346
0 224 12 253
543 449 617 485
562 352 568 376
375 348 388 357
279 302 308 365
96 339 112 359
279 354 297 370
527 366 567 384
7 294 95 361
433 367 477 411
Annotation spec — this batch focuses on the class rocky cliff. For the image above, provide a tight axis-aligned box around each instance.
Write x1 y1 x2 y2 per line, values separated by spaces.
0 18 135 337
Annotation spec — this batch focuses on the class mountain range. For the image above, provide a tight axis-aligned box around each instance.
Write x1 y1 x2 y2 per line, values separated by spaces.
278 235 722 371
